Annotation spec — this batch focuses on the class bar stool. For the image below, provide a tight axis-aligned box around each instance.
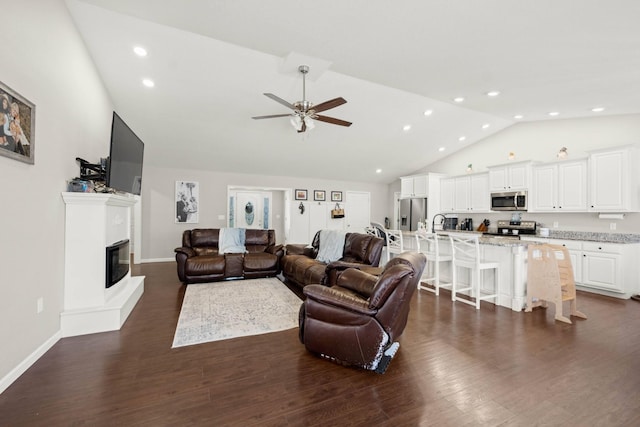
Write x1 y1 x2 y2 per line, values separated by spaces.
415 232 452 295
385 229 404 264
364 226 380 237
449 233 499 309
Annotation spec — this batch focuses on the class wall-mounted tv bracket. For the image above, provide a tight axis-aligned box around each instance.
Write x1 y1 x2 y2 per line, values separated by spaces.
76 157 106 182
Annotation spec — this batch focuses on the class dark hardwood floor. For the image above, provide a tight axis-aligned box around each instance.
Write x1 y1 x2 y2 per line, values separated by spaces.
1 261 639 426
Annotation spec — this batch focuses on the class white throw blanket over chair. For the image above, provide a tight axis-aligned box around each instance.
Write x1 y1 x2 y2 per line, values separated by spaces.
449 233 499 309
385 229 404 264
415 232 452 295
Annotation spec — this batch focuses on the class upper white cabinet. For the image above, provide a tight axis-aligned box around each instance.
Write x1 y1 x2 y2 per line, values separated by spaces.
439 177 455 212
488 161 533 191
588 146 640 212
439 173 490 213
531 159 588 212
400 174 429 198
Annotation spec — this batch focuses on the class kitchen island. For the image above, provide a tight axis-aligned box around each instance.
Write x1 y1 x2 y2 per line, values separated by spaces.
402 229 640 310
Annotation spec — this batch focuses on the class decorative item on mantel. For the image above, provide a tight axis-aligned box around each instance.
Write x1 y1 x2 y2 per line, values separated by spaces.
557 147 568 159
508 152 516 160
466 163 473 173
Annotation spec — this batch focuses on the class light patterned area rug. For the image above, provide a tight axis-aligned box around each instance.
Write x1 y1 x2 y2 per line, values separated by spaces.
172 277 302 348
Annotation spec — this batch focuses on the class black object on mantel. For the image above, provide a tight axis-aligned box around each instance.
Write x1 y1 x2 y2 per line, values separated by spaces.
75 157 106 182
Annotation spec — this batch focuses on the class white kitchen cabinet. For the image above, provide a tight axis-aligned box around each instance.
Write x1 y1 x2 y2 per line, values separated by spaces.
488 161 532 191
531 159 587 212
440 177 455 212
470 173 491 212
453 176 470 212
400 175 428 198
521 237 638 297
588 146 640 212
581 242 622 293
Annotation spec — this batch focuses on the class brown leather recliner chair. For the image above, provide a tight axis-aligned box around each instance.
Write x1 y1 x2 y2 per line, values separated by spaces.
299 251 426 373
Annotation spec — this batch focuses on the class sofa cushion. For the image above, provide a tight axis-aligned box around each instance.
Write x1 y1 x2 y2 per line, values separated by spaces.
343 233 373 263
244 252 278 272
189 229 220 248
185 255 225 275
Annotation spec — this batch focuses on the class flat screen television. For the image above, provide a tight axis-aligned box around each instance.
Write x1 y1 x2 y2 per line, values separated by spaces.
106 112 144 195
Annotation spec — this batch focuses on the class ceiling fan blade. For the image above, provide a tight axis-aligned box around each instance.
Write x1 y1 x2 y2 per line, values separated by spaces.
312 97 347 113
264 93 295 110
315 115 352 127
252 114 292 120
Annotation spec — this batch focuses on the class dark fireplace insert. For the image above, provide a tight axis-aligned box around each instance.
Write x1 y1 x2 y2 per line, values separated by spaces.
106 239 130 288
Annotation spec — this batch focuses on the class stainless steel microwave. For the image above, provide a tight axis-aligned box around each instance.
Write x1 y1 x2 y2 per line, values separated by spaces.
490 191 528 211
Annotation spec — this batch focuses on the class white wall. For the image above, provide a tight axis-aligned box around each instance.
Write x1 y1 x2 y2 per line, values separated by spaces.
0 0 113 389
414 114 640 233
140 165 390 260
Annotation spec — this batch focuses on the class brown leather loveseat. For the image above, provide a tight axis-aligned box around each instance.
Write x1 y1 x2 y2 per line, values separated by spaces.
299 251 426 373
282 231 384 289
175 229 284 284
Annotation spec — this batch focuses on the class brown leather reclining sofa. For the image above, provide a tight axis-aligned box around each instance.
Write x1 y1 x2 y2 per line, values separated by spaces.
282 231 384 289
175 229 284 284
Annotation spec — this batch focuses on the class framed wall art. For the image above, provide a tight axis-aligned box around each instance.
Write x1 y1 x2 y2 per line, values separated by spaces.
176 181 199 223
0 80 35 164
331 191 343 202
295 189 308 200
314 190 326 201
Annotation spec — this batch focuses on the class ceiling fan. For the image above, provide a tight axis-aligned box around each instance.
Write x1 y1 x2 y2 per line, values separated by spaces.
252 65 352 133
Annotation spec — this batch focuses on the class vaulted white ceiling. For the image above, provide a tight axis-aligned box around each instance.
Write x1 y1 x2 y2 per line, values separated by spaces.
66 0 640 184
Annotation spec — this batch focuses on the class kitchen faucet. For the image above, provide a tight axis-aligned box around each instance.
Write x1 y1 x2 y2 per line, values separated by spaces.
431 213 447 232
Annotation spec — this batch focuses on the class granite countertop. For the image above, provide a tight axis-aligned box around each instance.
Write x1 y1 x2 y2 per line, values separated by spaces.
404 229 640 247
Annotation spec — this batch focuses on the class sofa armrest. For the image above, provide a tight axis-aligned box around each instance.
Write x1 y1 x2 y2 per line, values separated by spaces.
324 261 369 286
174 247 196 257
286 244 314 257
334 268 378 298
266 244 284 255
303 284 376 316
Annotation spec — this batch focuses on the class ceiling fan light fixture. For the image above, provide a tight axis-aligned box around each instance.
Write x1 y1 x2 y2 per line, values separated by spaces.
304 116 315 130
290 114 302 131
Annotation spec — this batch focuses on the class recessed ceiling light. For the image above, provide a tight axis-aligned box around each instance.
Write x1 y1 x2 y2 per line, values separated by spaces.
548 111 559 116
133 46 147 57
591 107 605 112
376 169 382 174
453 97 465 103
423 109 433 116
438 147 446 152
482 123 490 129
403 124 411 132
142 78 155 88
458 136 466 142
514 114 524 119
486 90 500 97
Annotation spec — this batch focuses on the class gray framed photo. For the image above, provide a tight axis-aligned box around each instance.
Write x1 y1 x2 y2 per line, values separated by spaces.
331 191 343 202
176 181 199 223
314 190 326 201
0 80 35 165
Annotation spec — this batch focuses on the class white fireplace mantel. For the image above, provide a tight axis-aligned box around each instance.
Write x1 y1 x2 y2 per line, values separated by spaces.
61 192 144 337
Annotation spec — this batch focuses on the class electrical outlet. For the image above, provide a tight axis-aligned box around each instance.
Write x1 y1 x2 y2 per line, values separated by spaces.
553 221 559 228
37 297 43 314
610 223 617 230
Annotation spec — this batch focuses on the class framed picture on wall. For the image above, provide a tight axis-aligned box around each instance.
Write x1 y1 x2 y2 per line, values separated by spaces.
0 80 36 165
314 190 326 201
295 189 308 200
331 191 343 202
176 181 199 223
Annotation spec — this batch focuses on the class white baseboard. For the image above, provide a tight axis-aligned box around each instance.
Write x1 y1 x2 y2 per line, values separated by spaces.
0 331 61 395
140 257 174 263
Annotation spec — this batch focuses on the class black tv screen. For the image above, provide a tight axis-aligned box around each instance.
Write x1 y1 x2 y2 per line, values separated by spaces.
107 112 144 195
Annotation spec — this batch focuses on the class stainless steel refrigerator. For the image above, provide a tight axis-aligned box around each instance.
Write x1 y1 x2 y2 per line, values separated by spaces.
399 198 427 231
